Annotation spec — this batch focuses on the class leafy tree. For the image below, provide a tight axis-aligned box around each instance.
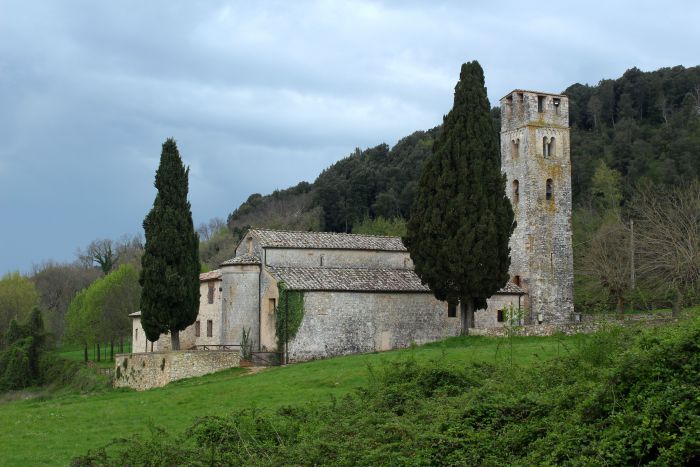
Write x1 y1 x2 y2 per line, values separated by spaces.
352 217 407 237
0 307 50 390
140 138 200 350
404 61 515 333
0 272 39 339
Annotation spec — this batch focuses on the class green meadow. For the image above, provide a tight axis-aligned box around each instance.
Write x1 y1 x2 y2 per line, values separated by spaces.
0 333 587 466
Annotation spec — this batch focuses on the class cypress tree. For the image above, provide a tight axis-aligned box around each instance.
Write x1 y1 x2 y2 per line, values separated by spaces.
404 61 515 334
140 138 200 350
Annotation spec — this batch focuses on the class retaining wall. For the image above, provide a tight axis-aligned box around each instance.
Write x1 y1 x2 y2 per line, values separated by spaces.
113 350 240 391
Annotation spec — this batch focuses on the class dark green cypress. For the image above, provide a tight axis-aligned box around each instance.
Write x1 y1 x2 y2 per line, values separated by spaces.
139 139 200 350
404 61 515 333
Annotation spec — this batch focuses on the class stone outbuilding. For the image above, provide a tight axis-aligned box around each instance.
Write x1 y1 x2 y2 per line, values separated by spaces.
131 228 525 362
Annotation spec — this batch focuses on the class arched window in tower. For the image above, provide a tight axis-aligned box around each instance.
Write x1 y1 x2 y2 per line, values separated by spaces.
543 137 549 158
549 137 556 157
512 179 519 204
510 138 519 159
546 179 553 200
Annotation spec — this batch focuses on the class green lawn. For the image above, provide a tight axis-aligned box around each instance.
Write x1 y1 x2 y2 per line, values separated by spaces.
0 333 588 466
57 342 133 369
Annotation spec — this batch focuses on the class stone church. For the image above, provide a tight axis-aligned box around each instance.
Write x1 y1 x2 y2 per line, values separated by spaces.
131 89 573 362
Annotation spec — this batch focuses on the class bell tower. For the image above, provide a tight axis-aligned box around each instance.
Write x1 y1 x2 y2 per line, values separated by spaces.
500 90 574 323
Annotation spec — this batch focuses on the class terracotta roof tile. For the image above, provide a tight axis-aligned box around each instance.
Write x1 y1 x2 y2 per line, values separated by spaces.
250 229 406 251
496 282 526 295
199 269 222 281
220 253 261 266
267 266 429 292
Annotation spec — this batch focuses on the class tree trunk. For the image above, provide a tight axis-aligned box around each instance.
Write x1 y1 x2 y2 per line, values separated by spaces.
460 299 475 335
672 289 682 318
171 330 180 350
83 344 88 363
97 343 101 362
616 295 625 317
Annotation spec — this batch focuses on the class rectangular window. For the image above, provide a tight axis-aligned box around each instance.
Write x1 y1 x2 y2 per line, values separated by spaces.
269 298 276 313
497 310 505 323
537 95 545 113
207 283 215 304
195 320 200 337
207 320 213 337
448 303 457 318
134 328 138 341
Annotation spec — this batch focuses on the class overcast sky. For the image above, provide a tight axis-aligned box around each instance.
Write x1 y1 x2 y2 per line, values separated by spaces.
1 0 698 274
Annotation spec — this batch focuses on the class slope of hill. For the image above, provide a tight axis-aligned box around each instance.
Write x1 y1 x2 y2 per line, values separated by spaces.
224 65 700 239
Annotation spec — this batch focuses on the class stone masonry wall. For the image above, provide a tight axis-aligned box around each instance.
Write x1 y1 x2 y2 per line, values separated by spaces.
113 350 240 391
470 316 675 337
287 291 461 362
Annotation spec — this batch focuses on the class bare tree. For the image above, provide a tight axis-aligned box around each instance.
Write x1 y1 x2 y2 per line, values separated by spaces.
633 181 700 316
581 219 631 314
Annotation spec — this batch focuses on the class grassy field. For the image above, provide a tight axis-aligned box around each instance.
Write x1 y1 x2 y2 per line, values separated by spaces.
2 333 590 465
57 342 133 369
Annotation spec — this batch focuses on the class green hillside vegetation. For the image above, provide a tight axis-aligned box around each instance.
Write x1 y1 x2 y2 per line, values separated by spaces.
72 314 699 466
2 331 594 465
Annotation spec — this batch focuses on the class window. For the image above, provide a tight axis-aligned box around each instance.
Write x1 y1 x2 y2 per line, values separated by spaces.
537 95 545 113
511 138 519 159
553 98 560 115
505 95 513 118
512 275 521 287
448 303 457 318
543 137 549 158
246 237 253 253
546 179 553 200
134 328 138 341
195 320 201 337
512 180 520 204
320 254 324 266
207 283 214 304
549 137 556 157
206 320 213 337
497 309 505 322
269 298 276 314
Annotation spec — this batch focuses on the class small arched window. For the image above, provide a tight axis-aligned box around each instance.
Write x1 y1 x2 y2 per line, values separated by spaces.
246 237 253 253
546 179 553 200
320 254 325 266
543 137 549 158
512 275 521 287
511 138 519 159
549 137 556 157
512 179 520 204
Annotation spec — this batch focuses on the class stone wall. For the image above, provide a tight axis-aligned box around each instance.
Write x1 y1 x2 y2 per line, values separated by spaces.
475 293 524 328
195 278 224 347
470 316 674 337
287 291 461 362
220 263 260 350
113 350 240 391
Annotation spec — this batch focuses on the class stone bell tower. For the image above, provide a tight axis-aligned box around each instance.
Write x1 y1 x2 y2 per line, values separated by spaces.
500 90 574 323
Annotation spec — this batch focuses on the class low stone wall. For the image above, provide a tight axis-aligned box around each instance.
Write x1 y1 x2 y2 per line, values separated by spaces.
470 316 675 337
113 350 240 391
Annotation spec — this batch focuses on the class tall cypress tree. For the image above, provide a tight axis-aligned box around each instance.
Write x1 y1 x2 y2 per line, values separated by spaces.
140 138 200 350
404 61 515 334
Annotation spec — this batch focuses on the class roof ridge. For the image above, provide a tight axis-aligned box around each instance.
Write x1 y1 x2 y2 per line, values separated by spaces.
250 228 402 240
